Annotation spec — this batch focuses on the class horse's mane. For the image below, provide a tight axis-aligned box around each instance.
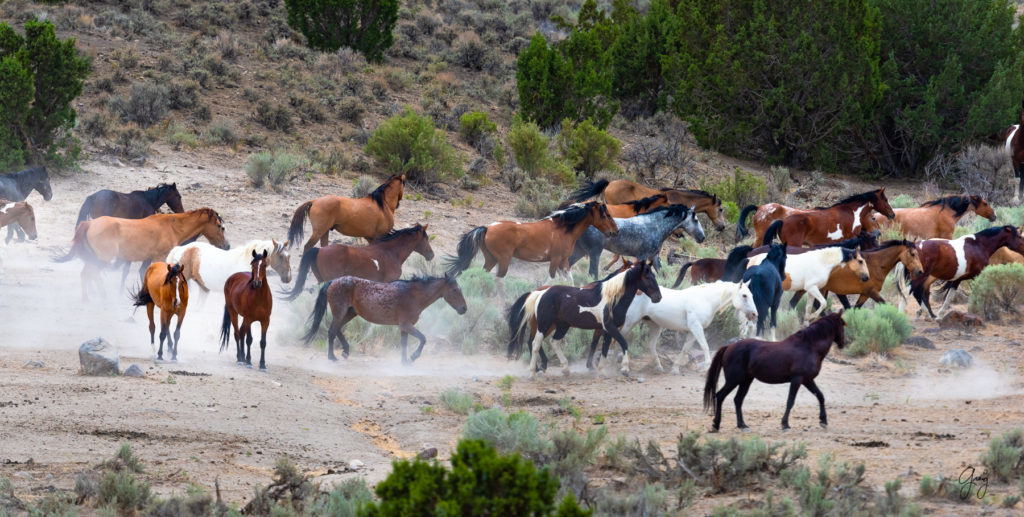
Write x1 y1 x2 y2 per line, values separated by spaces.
366 175 402 208
839 247 860 262
547 202 602 232
870 239 915 251
599 265 632 308
619 194 666 212
642 204 691 219
974 225 1014 239
372 224 424 243
191 207 223 223
921 196 972 217
663 188 719 202
817 190 882 209
790 312 843 344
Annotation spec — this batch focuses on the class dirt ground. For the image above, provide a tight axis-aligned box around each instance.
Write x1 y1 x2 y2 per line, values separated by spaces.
1 150 1023 514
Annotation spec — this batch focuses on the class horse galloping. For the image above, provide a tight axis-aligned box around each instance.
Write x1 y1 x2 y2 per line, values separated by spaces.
747 245 869 321
220 250 273 370
789 240 924 310
568 178 730 230
131 262 189 361
288 174 405 251
886 195 996 240
0 200 37 240
1004 104 1024 201
76 183 185 232
168 239 291 293
0 166 51 242
737 189 894 245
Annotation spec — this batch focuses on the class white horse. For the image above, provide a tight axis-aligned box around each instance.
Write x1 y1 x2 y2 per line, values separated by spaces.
746 246 869 321
166 239 291 293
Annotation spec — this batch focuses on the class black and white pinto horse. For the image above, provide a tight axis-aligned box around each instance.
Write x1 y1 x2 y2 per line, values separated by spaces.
741 243 787 340
507 260 662 378
0 166 51 242
569 204 706 279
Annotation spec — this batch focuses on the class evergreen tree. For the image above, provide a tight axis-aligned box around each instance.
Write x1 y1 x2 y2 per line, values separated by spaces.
284 0 398 63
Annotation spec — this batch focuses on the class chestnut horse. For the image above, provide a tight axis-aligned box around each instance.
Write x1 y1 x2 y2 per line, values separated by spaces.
220 250 272 371
446 202 618 279
131 262 189 361
1004 104 1024 201
284 224 434 300
704 311 846 431
75 183 185 231
789 240 924 310
568 178 729 230
757 190 895 247
737 189 894 244
53 208 230 300
604 194 671 218
288 174 405 251
886 195 996 240
0 200 37 240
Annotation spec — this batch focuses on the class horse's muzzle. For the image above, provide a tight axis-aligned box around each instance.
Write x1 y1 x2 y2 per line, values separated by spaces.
457 305 468 315
745 311 757 322
219 240 231 250
695 233 706 244
648 292 663 303
860 274 869 282
914 268 924 277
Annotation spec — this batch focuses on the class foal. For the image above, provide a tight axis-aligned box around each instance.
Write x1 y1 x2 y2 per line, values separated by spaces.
131 262 189 361
0 200 38 240
220 250 273 370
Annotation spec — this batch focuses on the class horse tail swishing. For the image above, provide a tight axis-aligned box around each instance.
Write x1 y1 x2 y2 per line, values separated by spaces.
52 220 98 263
506 291 533 360
567 178 610 203
130 281 154 308
287 201 313 247
736 204 759 241
282 247 321 300
761 220 784 246
75 194 97 232
703 347 728 413
446 226 488 274
300 282 331 345
219 306 232 352
672 262 694 288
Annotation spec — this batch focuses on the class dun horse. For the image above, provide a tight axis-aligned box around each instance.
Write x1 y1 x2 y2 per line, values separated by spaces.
789 240 924 310
737 189 894 245
0 166 51 242
568 178 729 230
131 262 189 361
885 195 996 240
704 311 846 431
0 201 37 240
220 250 273 370
288 174 405 251
168 239 291 293
76 183 185 231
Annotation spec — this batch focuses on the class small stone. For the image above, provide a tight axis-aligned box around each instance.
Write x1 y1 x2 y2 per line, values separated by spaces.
123 364 145 377
79 338 119 376
23 360 44 369
418 447 438 460
904 336 935 349
1007 341 1021 347
939 349 973 368
348 459 364 470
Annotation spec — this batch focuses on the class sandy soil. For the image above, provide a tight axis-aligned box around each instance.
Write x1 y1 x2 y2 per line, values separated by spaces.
1 150 1023 514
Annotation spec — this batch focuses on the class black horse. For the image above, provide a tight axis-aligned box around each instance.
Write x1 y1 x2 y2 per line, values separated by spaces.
741 243 787 340
75 183 184 230
0 166 52 242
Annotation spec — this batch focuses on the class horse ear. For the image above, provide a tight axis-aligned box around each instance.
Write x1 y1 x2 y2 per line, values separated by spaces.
262 249 268 258
272 238 278 248
166 263 174 272
252 249 258 259
422 223 429 230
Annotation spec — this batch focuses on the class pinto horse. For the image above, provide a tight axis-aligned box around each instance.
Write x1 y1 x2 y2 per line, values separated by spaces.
507 261 662 378
131 262 189 361
284 224 433 300
568 178 729 230
1004 104 1024 201
288 174 405 251
747 246 870 321
168 239 291 293
220 250 273 370
789 240 923 310
886 195 996 240
75 183 185 232
301 274 468 364
0 166 51 242
704 311 846 431
0 200 37 240
446 202 618 279
737 189 894 244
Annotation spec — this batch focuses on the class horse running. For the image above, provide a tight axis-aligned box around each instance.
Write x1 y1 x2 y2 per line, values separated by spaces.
283 224 433 300
737 189 894 244
0 200 37 240
747 246 869 321
446 202 618 279
741 244 787 340
167 239 291 293
0 166 51 242
131 262 189 361
288 174 405 251
789 240 923 310
76 183 185 231
507 261 662 378
301 274 468 363
885 195 996 240
1004 104 1024 201
704 311 846 431
568 178 729 230
220 250 273 370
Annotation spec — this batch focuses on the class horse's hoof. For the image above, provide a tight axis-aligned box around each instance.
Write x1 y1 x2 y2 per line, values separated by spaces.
259 367 267 373
246 364 253 369
328 356 338 362
781 425 790 431
820 422 828 429
670 367 681 376
236 361 246 366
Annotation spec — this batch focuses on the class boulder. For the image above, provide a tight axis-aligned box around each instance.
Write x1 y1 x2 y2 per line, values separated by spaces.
23 360 44 369
418 446 438 460
938 349 972 368
79 338 119 376
123 364 145 377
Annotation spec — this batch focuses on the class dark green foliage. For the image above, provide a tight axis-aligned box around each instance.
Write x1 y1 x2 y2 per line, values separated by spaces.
699 168 769 209
284 0 399 63
364 107 462 185
458 111 497 150
556 118 620 177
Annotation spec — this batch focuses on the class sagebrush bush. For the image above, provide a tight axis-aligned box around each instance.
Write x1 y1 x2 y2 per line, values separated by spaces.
254 101 294 131
779 454 882 516
968 263 1024 320
700 168 768 209
459 111 497 150
514 174 567 219
454 32 493 71
118 82 170 127
203 120 237 146
245 150 308 189
98 471 151 512
351 175 378 198
114 128 149 161
981 428 1024 482
463 408 551 461
167 80 199 110
439 388 475 415
888 193 918 209
556 118 620 178
364 107 463 185
843 305 912 356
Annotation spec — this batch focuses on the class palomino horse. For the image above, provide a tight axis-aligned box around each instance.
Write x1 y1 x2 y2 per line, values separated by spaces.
53 208 229 300
284 224 433 300
789 240 924 310
0 166 51 242
741 244 787 340
288 174 405 251
131 262 189 361
568 178 729 230
221 250 273 371
1004 104 1024 201
301 274 468 364
446 202 618 279
746 246 870 321
167 239 291 293
737 189 894 244
507 261 662 379
704 311 846 431
885 195 996 240
0 200 37 240
76 183 185 231
904 226 1024 319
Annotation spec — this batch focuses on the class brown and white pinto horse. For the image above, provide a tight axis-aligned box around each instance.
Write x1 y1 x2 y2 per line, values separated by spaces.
568 178 729 230
288 174 405 251
756 190 895 247
886 195 996 240
0 200 37 240
446 202 618 278
737 189 894 244
789 240 924 310
131 262 189 361
1004 104 1024 201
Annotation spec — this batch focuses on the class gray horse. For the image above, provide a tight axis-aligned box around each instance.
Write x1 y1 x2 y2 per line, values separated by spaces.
570 204 705 279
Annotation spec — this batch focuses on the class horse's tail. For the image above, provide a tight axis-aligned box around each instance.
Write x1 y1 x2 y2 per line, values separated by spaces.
287 201 313 247
507 290 542 360
300 282 331 346
219 305 231 352
762 220 784 247
52 221 95 263
567 178 610 203
892 262 911 303
129 281 152 308
74 195 95 233
445 226 487 274
703 346 728 413
735 204 759 241
282 248 320 301
723 245 753 282
672 262 693 288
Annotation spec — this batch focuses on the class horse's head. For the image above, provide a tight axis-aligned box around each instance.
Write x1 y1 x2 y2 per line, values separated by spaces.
674 205 706 243
841 247 870 282
899 241 924 277
414 223 435 260
165 183 185 213
733 280 758 322
635 260 662 303
250 249 268 289
1002 225 1024 255
872 188 895 220
14 203 37 240
969 195 996 222
859 229 881 250
708 194 728 231
269 239 292 283
389 174 406 210
26 167 52 201
199 209 230 250
164 263 183 286
442 272 468 314
590 202 619 237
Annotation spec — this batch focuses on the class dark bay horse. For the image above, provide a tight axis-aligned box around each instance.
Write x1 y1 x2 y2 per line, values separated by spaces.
506 260 662 378
568 178 730 230
1004 104 1024 201
288 174 405 251
76 183 185 231
886 195 996 240
446 202 618 279
741 244 787 340
301 274 468 364
737 189 894 244
131 262 189 362
789 240 923 310
704 311 846 431
0 166 51 242
283 224 433 300
0 200 38 240
220 250 272 370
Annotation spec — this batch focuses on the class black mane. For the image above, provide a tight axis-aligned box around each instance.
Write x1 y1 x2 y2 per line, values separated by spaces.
921 195 972 218
818 190 882 209
792 312 843 343
366 175 402 208
371 224 425 243
620 194 666 212
548 202 602 232
643 203 691 219
974 225 1014 239
869 239 915 251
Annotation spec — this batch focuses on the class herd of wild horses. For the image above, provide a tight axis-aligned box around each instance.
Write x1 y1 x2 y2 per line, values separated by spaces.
3 154 1024 430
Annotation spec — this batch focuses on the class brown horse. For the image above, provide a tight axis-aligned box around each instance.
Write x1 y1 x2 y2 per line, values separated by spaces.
737 189 894 244
75 183 185 231
54 208 229 300
288 174 405 251
704 311 846 431
284 224 433 300
568 178 729 230
885 195 996 240
446 202 618 278
757 190 895 247
0 200 37 240
131 262 189 361
789 240 924 309
220 250 272 371
1004 103 1024 201
301 274 468 364
604 194 671 218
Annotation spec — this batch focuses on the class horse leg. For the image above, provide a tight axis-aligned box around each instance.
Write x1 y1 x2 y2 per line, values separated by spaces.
257 320 268 371
835 294 851 310
547 336 571 377
602 254 622 271
733 379 754 429
327 307 356 361
119 261 132 290
804 379 827 428
646 324 666 373
146 304 156 348
1017 169 1023 202
780 377 802 430
712 379 738 432
585 330 602 370
936 283 959 318
769 300 779 341
672 332 695 375
244 319 254 366
528 331 544 379
159 311 171 362
804 286 828 320
687 315 714 371
407 326 428 363
171 312 183 361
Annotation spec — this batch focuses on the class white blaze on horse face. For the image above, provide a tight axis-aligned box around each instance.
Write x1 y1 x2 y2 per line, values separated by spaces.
1007 125 1020 152
826 224 843 241
851 204 865 232
949 235 974 280
371 259 380 271
0 203 13 214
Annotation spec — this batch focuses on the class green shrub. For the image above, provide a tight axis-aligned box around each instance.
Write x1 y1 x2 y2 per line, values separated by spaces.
307 478 373 517
167 80 199 110
723 201 740 223
245 150 308 188
463 408 551 462
284 0 398 63
458 111 497 150
888 193 918 209
508 117 551 177
556 118 620 178
116 82 169 128
514 174 568 218
114 128 149 161
981 428 1024 482
968 263 1024 321
254 101 294 131
97 471 151 512
700 168 768 209
203 120 237 146
439 388 474 415
842 305 912 356
780 454 868 516
364 107 463 185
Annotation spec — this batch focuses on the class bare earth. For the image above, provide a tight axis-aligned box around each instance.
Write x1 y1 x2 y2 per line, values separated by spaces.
1 151 1023 514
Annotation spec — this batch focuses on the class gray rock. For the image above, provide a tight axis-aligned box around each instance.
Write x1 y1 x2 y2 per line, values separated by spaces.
939 349 972 368
123 364 145 377
1007 341 1021 347
418 447 438 460
79 338 119 376
23 360 44 369
904 336 935 349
